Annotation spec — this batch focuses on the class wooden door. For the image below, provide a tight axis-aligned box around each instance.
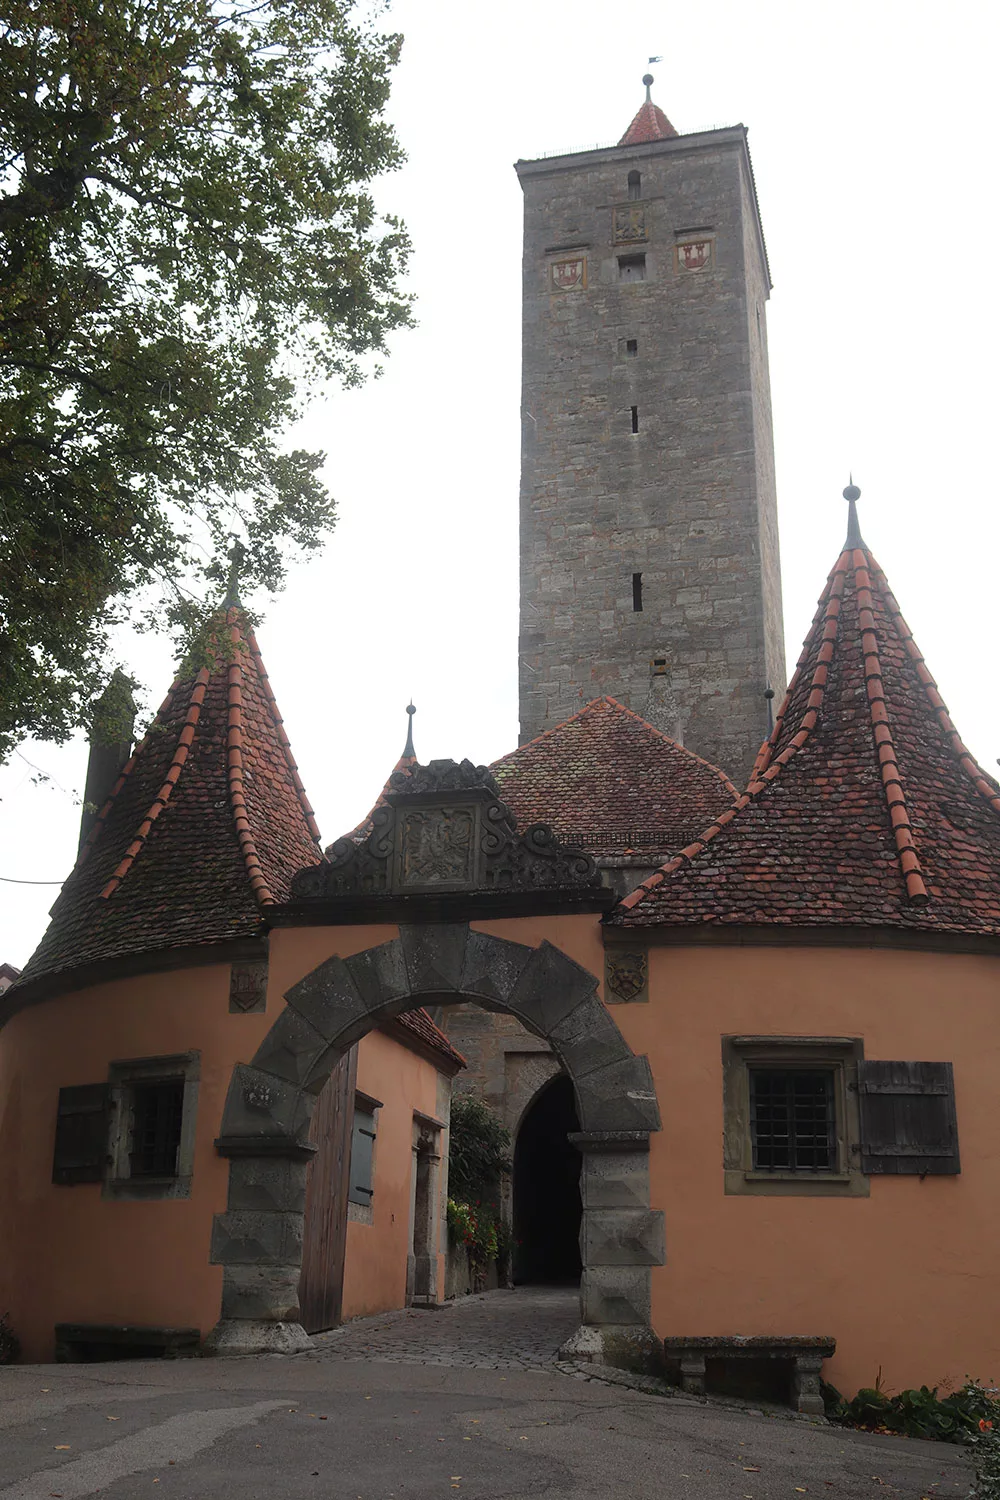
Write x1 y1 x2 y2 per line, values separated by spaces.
299 1046 357 1333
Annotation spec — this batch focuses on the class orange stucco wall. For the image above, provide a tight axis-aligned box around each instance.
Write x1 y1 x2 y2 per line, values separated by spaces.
4 913 999 1396
341 1026 446 1321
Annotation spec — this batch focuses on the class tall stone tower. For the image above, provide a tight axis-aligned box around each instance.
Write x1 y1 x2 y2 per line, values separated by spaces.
515 79 785 781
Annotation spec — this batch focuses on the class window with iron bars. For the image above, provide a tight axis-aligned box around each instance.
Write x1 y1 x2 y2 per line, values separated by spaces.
129 1080 185 1178
749 1068 835 1172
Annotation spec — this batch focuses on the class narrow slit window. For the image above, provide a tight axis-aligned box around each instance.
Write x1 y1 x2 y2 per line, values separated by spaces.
632 573 643 612
626 339 638 357
631 406 639 434
627 170 641 201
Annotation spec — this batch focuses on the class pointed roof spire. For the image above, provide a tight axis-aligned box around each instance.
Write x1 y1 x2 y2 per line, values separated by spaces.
15 607 323 995
223 538 245 608
843 476 864 549
619 73 679 147
403 701 416 761
611 485 1000 937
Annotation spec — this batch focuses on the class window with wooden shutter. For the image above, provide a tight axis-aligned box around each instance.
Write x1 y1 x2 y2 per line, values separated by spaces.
858 1061 960 1175
52 1084 110 1184
348 1106 377 1208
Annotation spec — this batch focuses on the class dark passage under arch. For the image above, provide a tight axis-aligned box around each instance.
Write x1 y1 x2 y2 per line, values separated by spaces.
513 1074 582 1286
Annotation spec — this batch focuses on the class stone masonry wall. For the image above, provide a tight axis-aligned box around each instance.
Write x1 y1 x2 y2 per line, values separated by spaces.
516 128 786 784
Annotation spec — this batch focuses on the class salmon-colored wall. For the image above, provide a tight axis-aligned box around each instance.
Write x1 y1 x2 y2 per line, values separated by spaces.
341 1027 446 1321
0 923 443 1361
5 914 998 1397
0 962 242 1361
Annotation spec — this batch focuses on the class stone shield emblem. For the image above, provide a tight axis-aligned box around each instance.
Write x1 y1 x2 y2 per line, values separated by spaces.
606 950 648 1003
551 256 586 291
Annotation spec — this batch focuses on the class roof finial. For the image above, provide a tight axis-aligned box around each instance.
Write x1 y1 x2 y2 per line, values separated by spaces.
643 72 654 102
403 701 416 760
223 537 245 608
843 475 864 550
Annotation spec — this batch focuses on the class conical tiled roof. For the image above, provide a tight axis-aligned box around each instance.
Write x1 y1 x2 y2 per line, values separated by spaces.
330 708 418 852
492 697 736 860
619 79 678 147
613 503 1000 934
16 607 323 990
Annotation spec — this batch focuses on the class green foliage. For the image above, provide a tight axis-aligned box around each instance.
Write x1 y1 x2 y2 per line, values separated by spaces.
447 1094 511 1207
823 1373 1000 1453
0 1312 19 1364
0 0 412 757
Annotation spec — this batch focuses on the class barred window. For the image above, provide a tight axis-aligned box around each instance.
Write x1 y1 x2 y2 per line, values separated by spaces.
129 1080 185 1178
750 1068 835 1172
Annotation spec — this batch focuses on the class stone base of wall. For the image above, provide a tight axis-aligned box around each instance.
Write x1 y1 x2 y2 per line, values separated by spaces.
445 1245 499 1301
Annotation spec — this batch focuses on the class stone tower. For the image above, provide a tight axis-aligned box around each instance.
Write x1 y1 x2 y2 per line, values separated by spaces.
515 79 785 781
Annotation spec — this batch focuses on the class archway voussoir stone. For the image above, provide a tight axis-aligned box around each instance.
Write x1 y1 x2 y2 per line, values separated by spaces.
549 996 632 1080
219 1064 312 1148
251 1005 339 1096
459 930 534 1004
345 939 409 1011
284 955 369 1045
506 940 600 1035
399 923 469 995
576 1055 661 1132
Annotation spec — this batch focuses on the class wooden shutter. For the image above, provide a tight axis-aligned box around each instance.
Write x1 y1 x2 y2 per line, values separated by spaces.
52 1084 110 1185
348 1107 376 1206
858 1061 959 1175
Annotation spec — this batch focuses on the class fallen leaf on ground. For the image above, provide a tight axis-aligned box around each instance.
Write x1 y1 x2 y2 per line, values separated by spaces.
54 1446 70 1451
743 1466 760 1472
106 1416 119 1422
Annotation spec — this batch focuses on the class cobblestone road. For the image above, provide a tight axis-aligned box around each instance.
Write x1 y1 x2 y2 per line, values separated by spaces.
307 1286 580 1370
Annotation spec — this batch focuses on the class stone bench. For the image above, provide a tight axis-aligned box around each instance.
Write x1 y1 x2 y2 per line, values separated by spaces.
55 1323 201 1362
662 1335 836 1416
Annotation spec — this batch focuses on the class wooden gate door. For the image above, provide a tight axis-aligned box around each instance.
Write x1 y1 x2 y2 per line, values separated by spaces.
298 1045 357 1334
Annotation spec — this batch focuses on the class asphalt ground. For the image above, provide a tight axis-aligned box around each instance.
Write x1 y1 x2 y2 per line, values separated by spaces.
0 1290 971 1500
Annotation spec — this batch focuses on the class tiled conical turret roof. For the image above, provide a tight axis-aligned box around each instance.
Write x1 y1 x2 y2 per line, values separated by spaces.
613 491 1000 935
16 606 323 991
492 697 736 859
619 75 678 146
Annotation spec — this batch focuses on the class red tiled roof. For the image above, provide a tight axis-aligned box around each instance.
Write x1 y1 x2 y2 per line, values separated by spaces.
392 1008 466 1071
619 99 678 147
16 608 324 988
491 697 737 859
613 519 1000 933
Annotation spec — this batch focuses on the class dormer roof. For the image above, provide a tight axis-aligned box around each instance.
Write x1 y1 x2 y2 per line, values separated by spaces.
15 607 323 992
613 500 1000 936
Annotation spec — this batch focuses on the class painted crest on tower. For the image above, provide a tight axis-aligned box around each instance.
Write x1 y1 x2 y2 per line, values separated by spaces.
675 238 713 272
550 256 586 291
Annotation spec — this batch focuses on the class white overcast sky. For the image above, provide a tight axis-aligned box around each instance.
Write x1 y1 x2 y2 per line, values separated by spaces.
2 0 998 968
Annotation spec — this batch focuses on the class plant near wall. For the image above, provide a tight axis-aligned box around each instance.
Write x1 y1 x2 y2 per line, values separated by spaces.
0 1312 19 1364
447 1095 511 1205
822 1374 1000 1454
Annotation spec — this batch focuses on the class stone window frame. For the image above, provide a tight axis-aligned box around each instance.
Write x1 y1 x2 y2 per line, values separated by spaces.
722 1036 868 1198
347 1089 382 1226
104 1052 200 1201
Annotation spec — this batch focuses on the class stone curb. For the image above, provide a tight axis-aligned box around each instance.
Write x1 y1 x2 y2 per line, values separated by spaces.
553 1360 828 1425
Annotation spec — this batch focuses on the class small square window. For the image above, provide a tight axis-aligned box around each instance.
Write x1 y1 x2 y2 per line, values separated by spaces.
626 339 638 357
722 1036 868 1198
749 1069 835 1172
105 1053 199 1200
618 253 646 282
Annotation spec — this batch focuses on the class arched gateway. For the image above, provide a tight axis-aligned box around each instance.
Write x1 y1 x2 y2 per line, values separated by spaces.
208 861 665 1366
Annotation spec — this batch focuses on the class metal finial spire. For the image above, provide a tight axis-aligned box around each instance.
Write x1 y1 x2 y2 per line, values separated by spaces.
643 72 654 101
403 701 416 760
843 475 864 550
223 538 245 608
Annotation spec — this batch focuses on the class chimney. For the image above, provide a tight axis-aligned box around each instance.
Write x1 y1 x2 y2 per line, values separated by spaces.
79 670 137 851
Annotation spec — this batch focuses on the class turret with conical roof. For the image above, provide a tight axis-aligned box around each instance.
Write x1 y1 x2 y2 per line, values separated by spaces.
613 485 1000 935
619 74 679 146
13 602 323 997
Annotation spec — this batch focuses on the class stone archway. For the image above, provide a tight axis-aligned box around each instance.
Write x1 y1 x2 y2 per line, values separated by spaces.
205 924 665 1368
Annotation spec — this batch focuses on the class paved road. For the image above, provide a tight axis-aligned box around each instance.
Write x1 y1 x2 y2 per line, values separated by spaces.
0 1290 970 1500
